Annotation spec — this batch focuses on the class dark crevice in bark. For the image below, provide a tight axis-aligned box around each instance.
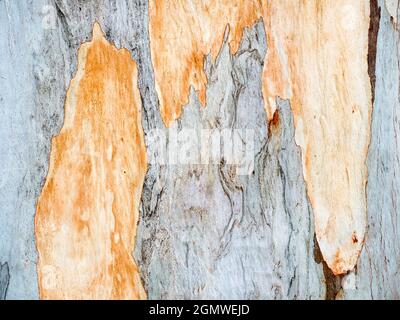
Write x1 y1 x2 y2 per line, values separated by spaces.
368 0 381 105
0 262 10 300
313 235 343 300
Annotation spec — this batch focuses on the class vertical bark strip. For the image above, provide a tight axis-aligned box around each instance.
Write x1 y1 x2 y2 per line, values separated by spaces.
343 0 400 300
262 0 372 275
35 23 147 300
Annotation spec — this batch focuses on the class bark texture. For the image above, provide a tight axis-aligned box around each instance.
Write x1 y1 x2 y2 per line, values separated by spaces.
35 23 147 299
0 262 10 300
342 0 400 300
0 0 398 300
135 22 323 299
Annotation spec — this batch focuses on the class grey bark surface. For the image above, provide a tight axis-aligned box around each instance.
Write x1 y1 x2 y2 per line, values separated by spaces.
0 0 398 300
343 0 400 300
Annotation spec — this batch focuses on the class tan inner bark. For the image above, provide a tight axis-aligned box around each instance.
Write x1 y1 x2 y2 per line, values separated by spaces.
35 23 147 299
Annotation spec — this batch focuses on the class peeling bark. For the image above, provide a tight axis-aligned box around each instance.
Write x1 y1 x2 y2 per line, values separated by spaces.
35 23 147 300
262 0 372 275
149 0 372 275
0 0 399 300
136 22 324 299
148 0 264 125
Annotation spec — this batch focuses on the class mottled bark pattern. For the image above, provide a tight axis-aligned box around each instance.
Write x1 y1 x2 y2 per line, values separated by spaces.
135 22 324 299
0 0 399 300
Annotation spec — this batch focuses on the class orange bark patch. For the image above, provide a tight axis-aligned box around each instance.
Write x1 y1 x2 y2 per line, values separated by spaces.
263 0 371 275
35 23 147 299
149 0 264 126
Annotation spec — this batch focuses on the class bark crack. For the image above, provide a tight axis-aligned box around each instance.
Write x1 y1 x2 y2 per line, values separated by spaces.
0 262 10 300
368 0 381 105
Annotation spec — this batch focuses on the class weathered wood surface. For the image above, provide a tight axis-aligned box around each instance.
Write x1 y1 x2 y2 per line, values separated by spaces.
0 0 398 300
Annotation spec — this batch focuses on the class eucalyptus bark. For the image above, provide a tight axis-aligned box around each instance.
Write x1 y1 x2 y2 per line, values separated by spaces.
0 0 398 300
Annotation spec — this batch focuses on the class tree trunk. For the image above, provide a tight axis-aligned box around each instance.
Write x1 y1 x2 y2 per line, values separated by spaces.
0 0 398 300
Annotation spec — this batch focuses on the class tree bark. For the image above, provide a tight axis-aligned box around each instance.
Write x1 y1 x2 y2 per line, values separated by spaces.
0 0 398 300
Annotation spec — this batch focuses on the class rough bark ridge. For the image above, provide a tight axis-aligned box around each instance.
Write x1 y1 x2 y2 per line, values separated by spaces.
0 0 398 300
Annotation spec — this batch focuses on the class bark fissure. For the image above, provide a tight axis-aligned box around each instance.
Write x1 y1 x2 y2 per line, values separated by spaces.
313 235 343 300
368 0 382 104
0 262 10 300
